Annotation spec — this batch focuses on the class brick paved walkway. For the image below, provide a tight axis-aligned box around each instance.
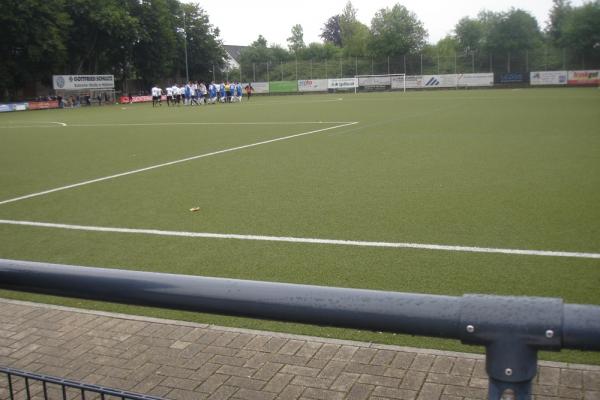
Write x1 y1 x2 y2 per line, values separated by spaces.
0 299 598 400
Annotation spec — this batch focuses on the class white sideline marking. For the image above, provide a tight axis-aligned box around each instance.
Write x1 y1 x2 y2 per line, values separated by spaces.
0 121 67 129
0 122 357 206
0 121 346 129
65 121 351 128
1 219 599 260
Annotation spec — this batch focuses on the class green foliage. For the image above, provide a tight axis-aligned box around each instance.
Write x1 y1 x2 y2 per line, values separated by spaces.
0 0 225 101
486 9 542 53
339 1 370 56
320 15 342 46
561 1 600 55
369 3 428 57
453 9 542 54
287 24 305 53
546 0 572 45
0 0 71 99
455 17 484 52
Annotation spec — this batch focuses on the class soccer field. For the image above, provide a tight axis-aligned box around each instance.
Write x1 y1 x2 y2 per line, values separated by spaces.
1 88 599 364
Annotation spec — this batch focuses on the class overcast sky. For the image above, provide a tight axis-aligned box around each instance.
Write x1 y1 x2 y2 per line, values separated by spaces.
192 0 586 48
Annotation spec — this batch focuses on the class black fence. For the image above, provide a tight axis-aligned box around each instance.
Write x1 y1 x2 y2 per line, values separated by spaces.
0 258 599 400
216 47 600 83
0 366 163 400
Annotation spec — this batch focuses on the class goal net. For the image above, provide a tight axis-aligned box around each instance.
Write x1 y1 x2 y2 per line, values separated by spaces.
354 74 406 93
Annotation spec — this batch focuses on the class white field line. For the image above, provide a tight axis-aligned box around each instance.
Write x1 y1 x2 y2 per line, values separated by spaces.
0 121 357 206
0 121 67 129
1 219 599 260
0 121 350 129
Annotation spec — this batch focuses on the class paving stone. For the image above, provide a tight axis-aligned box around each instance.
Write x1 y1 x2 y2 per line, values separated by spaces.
302 387 345 400
263 372 294 393
347 383 375 400
276 384 304 399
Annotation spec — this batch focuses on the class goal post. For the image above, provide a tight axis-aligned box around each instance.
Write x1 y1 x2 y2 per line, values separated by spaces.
354 74 406 93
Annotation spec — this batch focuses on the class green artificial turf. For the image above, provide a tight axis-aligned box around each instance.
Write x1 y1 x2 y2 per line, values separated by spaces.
1 88 599 364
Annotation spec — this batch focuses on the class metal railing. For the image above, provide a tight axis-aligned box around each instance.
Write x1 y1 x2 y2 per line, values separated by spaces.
0 258 599 400
0 366 163 400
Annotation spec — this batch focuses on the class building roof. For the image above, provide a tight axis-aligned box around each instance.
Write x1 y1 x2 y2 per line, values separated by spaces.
223 45 247 63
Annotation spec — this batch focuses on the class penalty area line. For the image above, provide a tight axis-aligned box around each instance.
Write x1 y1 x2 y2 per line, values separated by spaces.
0 121 358 206
0 219 599 260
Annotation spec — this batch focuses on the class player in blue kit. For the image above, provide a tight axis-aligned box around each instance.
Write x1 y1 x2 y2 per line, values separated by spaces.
219 82 226 103
208 82 217 104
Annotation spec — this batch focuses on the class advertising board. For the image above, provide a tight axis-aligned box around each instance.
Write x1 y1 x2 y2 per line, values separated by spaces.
567 70 600 86
269 81 298 93
250 82 269 94
457 73 494 87
422 74 458 88
28 100 59 110
530 71 567 86
328 78 357 90
298 79 328 92
53 75 115 90
500 72 524 83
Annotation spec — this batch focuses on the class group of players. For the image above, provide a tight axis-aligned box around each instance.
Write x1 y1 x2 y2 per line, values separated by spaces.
150 81 252 107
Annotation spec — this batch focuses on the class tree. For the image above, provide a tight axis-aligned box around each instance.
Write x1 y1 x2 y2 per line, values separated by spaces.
339 1 369 56
485 9 542 53
546 0 572 45
561 1 600 57
132 0 179 83
298 42 342 60
454 17 484 53
287 24 305 53
369 3 428 57
179 3 225 82
320 15 342 46
0 0 71 100
239 35 291 65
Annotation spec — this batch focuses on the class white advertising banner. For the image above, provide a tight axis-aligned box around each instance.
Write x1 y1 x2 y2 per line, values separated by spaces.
422 74 459 88
328 78 357 90
298 79 328 92
250 82 269 94
457 73 494 87
390 76 406 89
358 76 392 86
405 75 423 89
530 71 568 86
53 75 115 90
